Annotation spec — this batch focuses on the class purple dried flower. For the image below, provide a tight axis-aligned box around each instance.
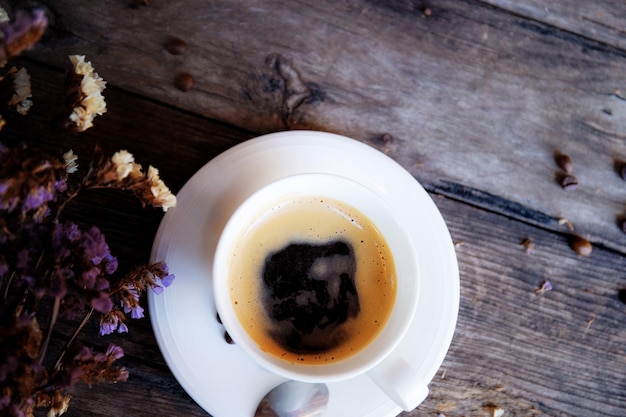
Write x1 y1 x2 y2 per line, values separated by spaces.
48 269 68 298
102 253 118 275
54 179 67 193
534 280 553 294
59 294 85 320
106 344 124 360
90 293 113 314
99 311 127 335
95 276 110 291
129 304 144 319
0 9 48 64
117 322 128 333
79 267 100 289
99 321 116 336
22 186 54 212
72 344 93 362
161 273 175 288
80 226 110 265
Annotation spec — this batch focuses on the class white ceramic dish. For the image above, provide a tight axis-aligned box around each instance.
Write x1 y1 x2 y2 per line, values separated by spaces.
148 130 459 417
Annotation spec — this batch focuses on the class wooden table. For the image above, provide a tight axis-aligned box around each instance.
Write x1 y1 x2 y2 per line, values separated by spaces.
5 0 625 415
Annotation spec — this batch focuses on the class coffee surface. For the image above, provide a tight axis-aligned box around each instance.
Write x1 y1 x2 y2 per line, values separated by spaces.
227 196 396 364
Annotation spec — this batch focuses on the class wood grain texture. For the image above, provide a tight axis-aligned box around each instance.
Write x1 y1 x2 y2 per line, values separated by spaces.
479 0 626 50
20 0 626 254
3 57 624 417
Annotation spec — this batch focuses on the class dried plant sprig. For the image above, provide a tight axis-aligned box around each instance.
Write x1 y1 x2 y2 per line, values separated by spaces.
81 147 177 212
0 142 177 417
63 55 107 132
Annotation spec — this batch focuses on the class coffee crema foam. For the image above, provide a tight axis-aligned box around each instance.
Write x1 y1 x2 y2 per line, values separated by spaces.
227 196 396 365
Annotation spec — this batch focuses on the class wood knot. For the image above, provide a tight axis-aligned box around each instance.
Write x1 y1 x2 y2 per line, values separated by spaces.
265 53 323 123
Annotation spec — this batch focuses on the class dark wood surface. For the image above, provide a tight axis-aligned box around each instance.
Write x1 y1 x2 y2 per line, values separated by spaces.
3 0 625 416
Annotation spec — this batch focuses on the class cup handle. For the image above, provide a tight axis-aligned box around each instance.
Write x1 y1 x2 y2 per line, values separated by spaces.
366 352 429 411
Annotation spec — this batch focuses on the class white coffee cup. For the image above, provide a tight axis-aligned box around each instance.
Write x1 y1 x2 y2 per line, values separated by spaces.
213 173 428 411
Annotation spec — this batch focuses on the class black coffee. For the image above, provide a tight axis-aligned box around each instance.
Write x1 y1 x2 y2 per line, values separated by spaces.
262 240 360 353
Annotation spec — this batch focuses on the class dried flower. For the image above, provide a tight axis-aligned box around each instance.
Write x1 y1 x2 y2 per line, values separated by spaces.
0 7 9 23
147 166 177 211
0 9 48 67
111 150 138 180
99 310 128 336
63 150 78 174
520 237 534 255
7 66 32 114
534 280 553 294
64 55 107 132
82 148 177 212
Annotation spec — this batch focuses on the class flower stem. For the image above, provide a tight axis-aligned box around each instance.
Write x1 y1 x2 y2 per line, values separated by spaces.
53 307 94 372
2 271 16 302
56 187 82 219
37 295 60 362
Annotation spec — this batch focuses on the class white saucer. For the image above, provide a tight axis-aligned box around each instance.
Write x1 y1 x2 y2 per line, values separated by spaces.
148 131 459 417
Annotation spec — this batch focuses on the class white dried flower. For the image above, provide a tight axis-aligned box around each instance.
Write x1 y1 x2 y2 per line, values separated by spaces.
492 407 505 417
5 67 32 115
67 55 107 132
0 7 9 23
46 393 70 417
63 149 78 173
147 166 177 212
111 150 142 181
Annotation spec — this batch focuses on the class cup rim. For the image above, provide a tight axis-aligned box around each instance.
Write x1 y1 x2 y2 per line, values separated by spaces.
212 172 420 382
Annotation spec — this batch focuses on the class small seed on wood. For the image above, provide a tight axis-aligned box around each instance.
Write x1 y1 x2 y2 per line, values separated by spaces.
175 72 194 92
521 237 534 255
570 235 592 256
555 153 574 173
559 174 578 190
166 37 188 55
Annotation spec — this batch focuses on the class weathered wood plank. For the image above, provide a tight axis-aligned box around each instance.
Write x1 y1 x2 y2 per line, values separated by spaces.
6 60 624 417
21 0 626 254
479 0 626 50
430 195 626 417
